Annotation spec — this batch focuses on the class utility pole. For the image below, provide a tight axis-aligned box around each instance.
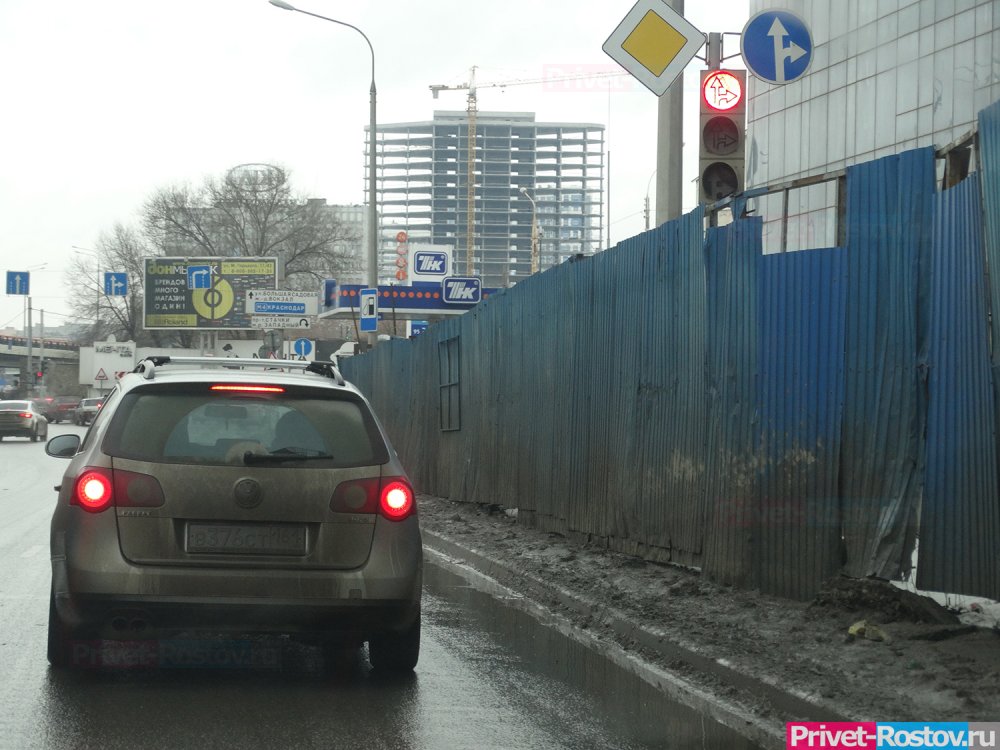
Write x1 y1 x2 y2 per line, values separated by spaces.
26 298 33 393
655 0 685 224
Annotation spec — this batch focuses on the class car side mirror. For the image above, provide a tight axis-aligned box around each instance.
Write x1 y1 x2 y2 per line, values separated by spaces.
46 434 81 458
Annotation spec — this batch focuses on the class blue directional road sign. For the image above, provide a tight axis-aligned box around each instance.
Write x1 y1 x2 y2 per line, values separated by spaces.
293 338 313 357
6 271 29 295
252 301 307 315
104 272 128 296
359 288 378 333
187 265 212 289
740 10 812 85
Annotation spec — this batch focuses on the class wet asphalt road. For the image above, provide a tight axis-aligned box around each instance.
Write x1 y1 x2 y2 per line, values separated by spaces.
0 424 758 750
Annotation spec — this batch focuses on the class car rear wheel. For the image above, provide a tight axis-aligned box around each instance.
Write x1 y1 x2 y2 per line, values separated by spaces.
31 426 39 442
367 615 420 673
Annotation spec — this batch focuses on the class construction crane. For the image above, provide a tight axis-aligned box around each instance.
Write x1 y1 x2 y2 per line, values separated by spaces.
429 66 629 276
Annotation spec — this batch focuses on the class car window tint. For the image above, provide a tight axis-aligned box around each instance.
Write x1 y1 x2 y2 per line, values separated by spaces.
106 388 385 468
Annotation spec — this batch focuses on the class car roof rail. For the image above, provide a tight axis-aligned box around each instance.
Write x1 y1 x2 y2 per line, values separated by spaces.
132 356 345 386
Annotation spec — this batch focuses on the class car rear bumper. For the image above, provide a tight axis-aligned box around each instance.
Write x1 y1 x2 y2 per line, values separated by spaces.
53 592 421 641
51 510 423 639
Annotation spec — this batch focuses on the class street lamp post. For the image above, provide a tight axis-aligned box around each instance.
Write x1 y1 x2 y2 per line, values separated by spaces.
520 187 540 275
269 0 379 350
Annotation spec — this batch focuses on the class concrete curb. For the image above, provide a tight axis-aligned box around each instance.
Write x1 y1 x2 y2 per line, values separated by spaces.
423 528 848 749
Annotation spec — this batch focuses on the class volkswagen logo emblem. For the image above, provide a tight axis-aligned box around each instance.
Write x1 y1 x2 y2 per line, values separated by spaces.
234 478 262 509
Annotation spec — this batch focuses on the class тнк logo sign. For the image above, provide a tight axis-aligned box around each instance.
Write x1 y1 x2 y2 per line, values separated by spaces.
414 251 448 275
442 277 482 304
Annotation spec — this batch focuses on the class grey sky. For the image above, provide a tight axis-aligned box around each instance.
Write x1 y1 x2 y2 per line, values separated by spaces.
0 0 749 331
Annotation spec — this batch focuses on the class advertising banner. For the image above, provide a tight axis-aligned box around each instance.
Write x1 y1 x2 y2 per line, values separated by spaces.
143 257 277 330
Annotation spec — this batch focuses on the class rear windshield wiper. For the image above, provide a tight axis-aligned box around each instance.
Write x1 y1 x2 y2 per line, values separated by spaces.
243 448 334 464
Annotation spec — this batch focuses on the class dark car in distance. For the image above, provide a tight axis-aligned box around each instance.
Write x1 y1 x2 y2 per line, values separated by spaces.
50 396 81 424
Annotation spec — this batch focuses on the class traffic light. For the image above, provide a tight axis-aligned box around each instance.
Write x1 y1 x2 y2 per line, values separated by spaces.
41 360 48 375
698 69 747 203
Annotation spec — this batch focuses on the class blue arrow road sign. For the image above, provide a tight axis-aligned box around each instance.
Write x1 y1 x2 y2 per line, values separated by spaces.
104 272 128 296
6 271 29 295
741 10 812 85
187 265 212 289
293 338 313 356
360 288 378 332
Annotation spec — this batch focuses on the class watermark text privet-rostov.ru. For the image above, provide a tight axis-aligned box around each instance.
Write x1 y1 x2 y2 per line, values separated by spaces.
787 723 1000 749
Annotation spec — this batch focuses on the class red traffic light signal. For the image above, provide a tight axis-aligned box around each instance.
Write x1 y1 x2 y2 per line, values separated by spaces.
698 69 747 203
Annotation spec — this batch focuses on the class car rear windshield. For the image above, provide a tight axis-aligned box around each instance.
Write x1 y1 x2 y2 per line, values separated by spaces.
103 383 389 468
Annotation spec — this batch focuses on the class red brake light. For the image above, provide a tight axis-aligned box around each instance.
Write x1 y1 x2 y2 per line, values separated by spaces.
210 385 285 393
330 476 415 520
380 479 414 521
18 412 32 418
72 468 164 512
74 469 113 513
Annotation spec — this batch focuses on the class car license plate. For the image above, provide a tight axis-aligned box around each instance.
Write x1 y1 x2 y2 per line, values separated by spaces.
186 523 307 555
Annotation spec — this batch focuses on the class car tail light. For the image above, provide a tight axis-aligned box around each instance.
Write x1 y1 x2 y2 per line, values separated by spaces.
72 468 165 513
113 470 165 508
380 479 415 520
74 469 113 513
19 412 32 418
330 476 416 521
210 385 285 393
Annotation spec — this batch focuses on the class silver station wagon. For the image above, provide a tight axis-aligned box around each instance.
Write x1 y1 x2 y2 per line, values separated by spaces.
45 356 422 672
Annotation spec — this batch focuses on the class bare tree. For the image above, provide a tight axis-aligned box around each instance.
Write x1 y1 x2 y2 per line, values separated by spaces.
142 164 363 290
65 224 196 348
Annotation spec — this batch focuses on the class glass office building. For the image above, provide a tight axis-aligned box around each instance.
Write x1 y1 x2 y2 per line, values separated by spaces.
368 111 605 288
746 0 998 251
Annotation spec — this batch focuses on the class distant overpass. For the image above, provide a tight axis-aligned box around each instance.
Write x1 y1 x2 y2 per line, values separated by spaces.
0 335 79 371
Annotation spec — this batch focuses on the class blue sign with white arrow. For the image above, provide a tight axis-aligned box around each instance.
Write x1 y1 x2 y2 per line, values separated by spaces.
187 265 212 289
293 338 313 356
104 272 128 296
6 271 29 295
740 10 812 85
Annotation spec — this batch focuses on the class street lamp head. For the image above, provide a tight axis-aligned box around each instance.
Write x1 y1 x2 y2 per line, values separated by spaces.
269 0 297 10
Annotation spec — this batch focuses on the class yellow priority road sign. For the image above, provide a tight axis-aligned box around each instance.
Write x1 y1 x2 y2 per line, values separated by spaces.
603 0 705 96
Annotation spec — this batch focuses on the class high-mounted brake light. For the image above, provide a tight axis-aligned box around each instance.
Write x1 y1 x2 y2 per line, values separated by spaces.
210 385 285 393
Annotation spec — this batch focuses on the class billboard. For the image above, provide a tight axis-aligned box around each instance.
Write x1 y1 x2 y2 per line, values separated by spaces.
143 257 277 330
